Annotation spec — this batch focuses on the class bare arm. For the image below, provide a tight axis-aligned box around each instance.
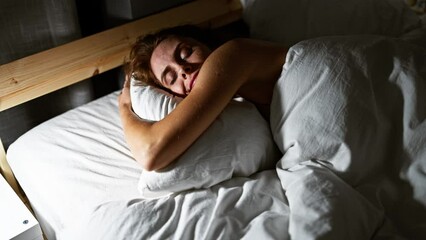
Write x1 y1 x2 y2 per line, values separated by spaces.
119 38 286 171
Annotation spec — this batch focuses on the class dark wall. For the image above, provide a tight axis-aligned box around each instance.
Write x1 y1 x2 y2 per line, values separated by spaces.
74 0 122 98
0 0 94 150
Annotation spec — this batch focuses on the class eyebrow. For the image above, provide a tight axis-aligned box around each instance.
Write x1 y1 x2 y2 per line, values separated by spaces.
160 42 183 85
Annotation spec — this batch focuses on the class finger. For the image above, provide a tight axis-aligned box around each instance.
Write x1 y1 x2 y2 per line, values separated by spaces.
124 76 131 88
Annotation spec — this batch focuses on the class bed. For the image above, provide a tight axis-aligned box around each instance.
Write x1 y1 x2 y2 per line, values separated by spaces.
1 0 426 239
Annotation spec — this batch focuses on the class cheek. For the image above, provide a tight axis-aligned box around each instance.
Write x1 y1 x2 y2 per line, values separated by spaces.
169 79 185 94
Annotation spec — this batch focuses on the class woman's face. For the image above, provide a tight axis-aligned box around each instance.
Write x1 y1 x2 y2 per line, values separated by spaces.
150 36 211 96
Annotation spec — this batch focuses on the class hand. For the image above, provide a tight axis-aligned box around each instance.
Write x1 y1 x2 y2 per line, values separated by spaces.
118 75 132 110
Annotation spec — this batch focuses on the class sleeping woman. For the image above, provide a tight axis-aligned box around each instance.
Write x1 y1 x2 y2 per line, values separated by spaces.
119 23 425 179
119 25 287 171
118 24 426 238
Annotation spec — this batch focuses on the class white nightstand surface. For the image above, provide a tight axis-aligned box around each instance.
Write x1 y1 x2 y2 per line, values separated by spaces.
0 174 43 240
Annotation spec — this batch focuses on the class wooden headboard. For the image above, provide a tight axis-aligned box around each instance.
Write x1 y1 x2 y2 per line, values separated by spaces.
0 0 242 199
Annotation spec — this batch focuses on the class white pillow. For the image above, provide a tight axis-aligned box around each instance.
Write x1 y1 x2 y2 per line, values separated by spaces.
240 0 421 46
130 80 281 198
130 83 182 121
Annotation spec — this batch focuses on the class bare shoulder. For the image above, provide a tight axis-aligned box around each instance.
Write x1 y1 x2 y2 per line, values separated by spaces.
220 38 285 51
220 38 287 58
207 38 287 105
201 38 287 85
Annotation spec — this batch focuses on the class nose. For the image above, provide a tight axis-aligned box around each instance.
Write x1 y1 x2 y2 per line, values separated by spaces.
180 64 192 80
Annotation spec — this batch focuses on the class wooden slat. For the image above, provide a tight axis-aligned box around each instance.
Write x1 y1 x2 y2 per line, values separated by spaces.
0 0 242 111
0 138 38 219
0 138 20 198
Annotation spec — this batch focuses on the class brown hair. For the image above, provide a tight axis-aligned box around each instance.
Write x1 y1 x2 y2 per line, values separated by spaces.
124 25 220 89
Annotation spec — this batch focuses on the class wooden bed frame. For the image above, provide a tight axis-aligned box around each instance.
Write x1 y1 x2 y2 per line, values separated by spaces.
0 0 242 205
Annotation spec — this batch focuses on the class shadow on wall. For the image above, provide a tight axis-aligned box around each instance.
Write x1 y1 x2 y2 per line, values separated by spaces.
0 0 94 150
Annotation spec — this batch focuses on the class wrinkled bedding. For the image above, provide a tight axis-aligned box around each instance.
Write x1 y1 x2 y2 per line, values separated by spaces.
7 34 426 239
72 35 425 239
271 34 426 239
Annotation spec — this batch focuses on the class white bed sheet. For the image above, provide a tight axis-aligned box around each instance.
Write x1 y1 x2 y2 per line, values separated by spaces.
4 91 388 240
6 92 142 239
6 91 294 240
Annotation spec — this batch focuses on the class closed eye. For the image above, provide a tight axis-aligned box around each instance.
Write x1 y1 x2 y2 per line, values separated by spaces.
180 46 193 61
160 42 192 87
166 71 177 85
161 67 177 86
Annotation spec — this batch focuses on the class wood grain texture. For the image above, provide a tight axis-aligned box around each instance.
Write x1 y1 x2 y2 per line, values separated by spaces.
0 0 242 111
0 138 20 198
0 137 36 217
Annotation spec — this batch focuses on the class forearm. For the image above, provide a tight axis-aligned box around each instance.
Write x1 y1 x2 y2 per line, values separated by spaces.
119 103 155 168
120 101 188 171
118 75 175 171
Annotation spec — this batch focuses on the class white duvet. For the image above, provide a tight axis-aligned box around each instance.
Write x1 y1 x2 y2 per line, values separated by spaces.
7 34 426 239
272 34 426 239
